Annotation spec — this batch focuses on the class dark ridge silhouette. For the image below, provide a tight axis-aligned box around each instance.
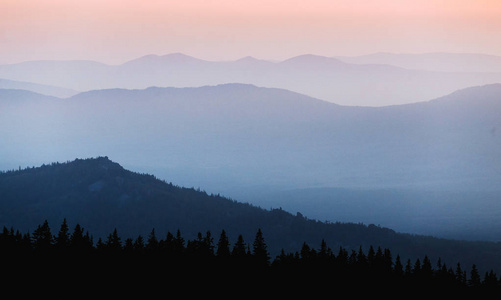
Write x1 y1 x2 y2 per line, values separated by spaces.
1 218 499 295
1 157 501 278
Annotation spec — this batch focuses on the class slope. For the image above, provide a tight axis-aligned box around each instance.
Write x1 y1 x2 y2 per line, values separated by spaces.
1 156 501 275
0 83 500 242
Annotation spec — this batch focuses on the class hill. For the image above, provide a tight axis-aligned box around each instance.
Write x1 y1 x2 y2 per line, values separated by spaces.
1 156 501 277
1 83 499 192
1 83 500 242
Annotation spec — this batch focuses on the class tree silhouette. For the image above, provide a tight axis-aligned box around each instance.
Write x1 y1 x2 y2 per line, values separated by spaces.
252 228 269 266
232 234 247 257
1 219 500 294
54 218 70 250
31 220 53 251
216 230 230 258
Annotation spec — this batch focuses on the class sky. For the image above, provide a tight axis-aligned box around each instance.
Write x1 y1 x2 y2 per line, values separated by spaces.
1 0 501 64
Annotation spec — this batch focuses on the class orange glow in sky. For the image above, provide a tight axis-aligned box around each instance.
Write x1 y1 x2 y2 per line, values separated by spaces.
1 0 501 64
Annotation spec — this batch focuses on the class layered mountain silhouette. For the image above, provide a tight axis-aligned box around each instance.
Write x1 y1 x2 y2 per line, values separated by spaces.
1 83 500 241
0 78 78 98
1 53 501 106
2 83 499 190
335 52 501 73
1 156 501 275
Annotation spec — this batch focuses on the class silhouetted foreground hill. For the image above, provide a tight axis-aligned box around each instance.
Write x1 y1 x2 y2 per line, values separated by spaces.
1 157 501 279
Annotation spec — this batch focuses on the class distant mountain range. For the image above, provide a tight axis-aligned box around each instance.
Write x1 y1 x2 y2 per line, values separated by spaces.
0 78 78 98
1 52 501 106
1 156 501 276
2 82 499 191
335 52 501 73
1 82 500 241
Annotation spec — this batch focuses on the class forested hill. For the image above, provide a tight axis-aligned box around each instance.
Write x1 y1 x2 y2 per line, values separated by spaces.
1 157 501 276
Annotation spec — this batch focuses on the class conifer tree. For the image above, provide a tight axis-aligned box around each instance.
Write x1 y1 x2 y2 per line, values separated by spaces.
413 258 421 276
32 220 53 251
70 224 88 250
203 231 214 256
318 239 330 260
455 263 464 284
124 238 134 252
232 234 246 257
421 256 433 278
174 229 185 254
146 228 159 251
469 264 481 287
404 259 413 277
55 219 70 250
106 228 122 250
383 248 392 272
394 255 404 277
367 246 375 266
216 230 230 257
252 229 269 266
134 235 145 252
357 246 367 268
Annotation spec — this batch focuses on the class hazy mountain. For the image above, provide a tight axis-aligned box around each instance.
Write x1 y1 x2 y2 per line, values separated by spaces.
1 82 499 191
0 59 113 92
0 78 78 98
1 53 501 106
1 83 500 242
335 52 501 73
2 156 501 275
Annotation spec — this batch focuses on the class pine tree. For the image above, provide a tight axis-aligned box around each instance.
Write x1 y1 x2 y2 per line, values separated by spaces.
383 248 393 272
394 255 404 277
404 259 413 277
252 228 269 266
54 219 70 250
469 264 481 288
357 246 367 268
31 220 53 251
134 235 145 252
421 256 433 279
318 239 331 260
202 231 214 256
70 224 85 250
146 228 159 251
216 230 230 257
455 263 464 284
174 229 185 254
483 270 498 288
367 245 375 266
232 234 246 257
106 228 122 250
413 258 422 276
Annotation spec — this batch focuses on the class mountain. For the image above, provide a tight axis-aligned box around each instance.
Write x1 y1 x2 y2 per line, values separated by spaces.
335 52 501 73
1 156 501 275
1 53 501 106
1 83 500 242
0 59 113 92
0 78 78 98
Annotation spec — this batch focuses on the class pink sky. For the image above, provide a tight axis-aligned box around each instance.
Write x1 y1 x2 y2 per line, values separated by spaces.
1 0 501 64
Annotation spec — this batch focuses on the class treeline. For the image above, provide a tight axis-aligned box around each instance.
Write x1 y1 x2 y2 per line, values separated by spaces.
1 219 500 294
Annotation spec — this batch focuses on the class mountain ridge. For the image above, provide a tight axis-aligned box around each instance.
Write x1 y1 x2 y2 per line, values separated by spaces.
1 83 500 242
1 52 501 106
2 156 501 276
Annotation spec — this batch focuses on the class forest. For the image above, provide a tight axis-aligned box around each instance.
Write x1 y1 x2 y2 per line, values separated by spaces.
1 219 499 295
